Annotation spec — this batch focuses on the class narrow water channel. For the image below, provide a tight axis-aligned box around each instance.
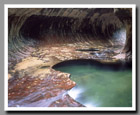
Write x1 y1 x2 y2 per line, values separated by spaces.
53 60 132 107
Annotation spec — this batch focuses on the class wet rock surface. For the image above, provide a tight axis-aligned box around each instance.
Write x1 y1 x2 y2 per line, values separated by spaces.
8 69 82 107
8 42 125 107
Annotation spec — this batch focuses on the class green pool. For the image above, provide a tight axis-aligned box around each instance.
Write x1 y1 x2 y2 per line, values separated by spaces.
53 60 132 107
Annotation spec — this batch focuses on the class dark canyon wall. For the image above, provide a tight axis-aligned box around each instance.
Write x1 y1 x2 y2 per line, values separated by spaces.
8 8 132 62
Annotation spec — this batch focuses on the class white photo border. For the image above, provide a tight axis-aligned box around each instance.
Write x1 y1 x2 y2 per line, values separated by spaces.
4 4 136 111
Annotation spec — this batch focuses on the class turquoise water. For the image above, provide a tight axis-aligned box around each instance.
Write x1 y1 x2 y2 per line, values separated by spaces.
54 62 132 107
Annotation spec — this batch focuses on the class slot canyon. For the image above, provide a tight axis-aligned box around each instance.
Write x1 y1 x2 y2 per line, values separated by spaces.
8 8 132 107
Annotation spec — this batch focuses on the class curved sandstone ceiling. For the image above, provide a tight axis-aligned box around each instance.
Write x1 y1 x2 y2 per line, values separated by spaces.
8 8 129 59
9 8 123 40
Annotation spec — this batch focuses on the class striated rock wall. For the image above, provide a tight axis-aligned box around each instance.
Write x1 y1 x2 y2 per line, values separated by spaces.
115 8 132 61
8 8 132 60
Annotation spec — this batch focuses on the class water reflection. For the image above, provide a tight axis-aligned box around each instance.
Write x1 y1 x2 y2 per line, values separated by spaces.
54 61 132 107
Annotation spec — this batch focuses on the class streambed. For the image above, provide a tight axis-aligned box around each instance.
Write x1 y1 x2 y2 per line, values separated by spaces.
53 60 132 107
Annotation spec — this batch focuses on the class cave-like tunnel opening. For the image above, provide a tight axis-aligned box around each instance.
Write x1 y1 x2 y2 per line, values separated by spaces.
8 8 132 107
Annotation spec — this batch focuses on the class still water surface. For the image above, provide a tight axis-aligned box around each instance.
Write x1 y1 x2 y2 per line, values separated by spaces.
54 61 132 107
